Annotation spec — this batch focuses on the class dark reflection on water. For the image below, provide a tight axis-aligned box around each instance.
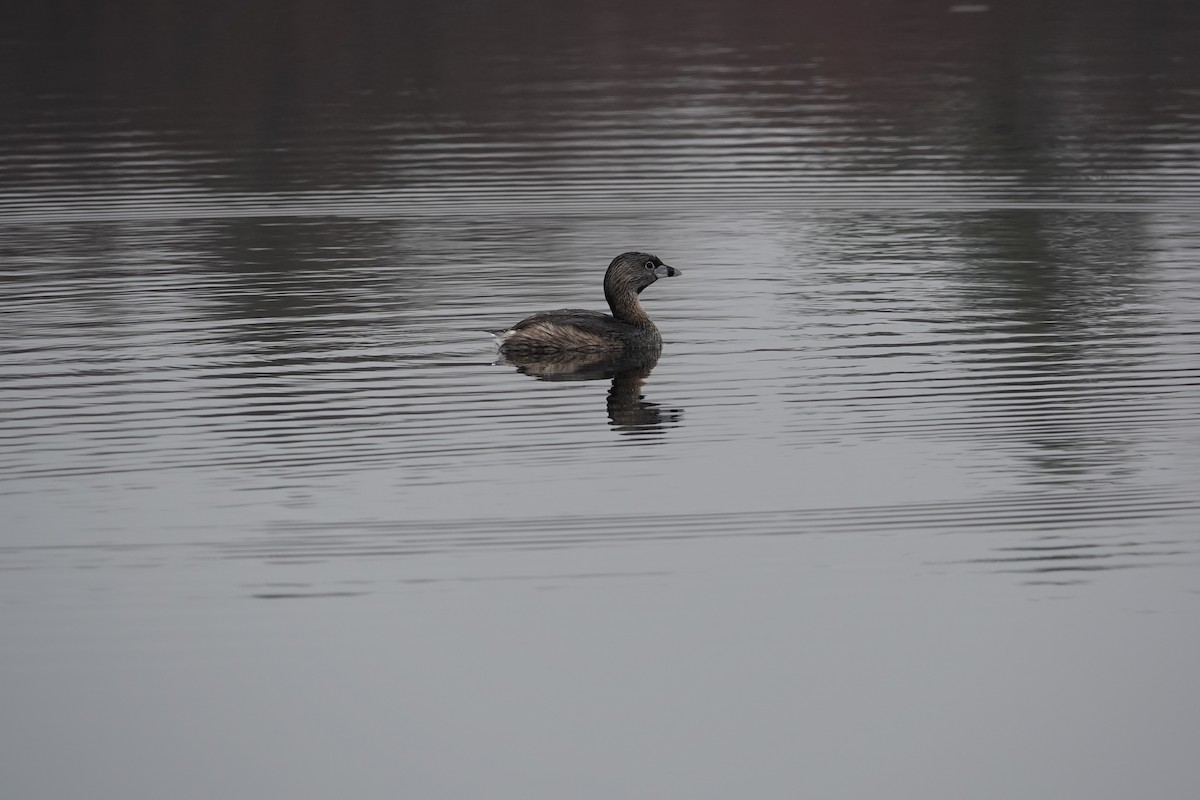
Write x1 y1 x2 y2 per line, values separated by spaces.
946 209 1162 483
499 349 683 436
4 0 1200 223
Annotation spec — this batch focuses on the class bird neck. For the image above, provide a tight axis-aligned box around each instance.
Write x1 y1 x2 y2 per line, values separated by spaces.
605 284 654 327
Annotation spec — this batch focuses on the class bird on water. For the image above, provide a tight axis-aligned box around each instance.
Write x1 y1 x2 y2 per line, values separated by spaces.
493 251 682 354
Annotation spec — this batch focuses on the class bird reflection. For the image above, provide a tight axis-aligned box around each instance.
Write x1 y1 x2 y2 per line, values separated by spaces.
499 349 683 436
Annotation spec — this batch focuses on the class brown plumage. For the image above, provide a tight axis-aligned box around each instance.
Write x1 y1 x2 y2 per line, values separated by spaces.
495 252 682 354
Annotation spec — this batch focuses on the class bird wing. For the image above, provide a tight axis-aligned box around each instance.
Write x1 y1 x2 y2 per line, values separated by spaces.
508 309 615 335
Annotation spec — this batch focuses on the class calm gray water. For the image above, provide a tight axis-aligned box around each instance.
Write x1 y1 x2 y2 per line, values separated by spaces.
3 1 1200 798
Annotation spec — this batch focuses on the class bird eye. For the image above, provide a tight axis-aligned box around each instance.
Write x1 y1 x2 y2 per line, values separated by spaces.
645 261 655 270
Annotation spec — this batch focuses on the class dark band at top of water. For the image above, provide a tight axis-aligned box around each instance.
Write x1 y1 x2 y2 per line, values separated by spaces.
2 0 1199 224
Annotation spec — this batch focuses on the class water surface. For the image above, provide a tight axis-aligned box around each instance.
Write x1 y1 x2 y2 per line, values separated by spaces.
3 2 1200 798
